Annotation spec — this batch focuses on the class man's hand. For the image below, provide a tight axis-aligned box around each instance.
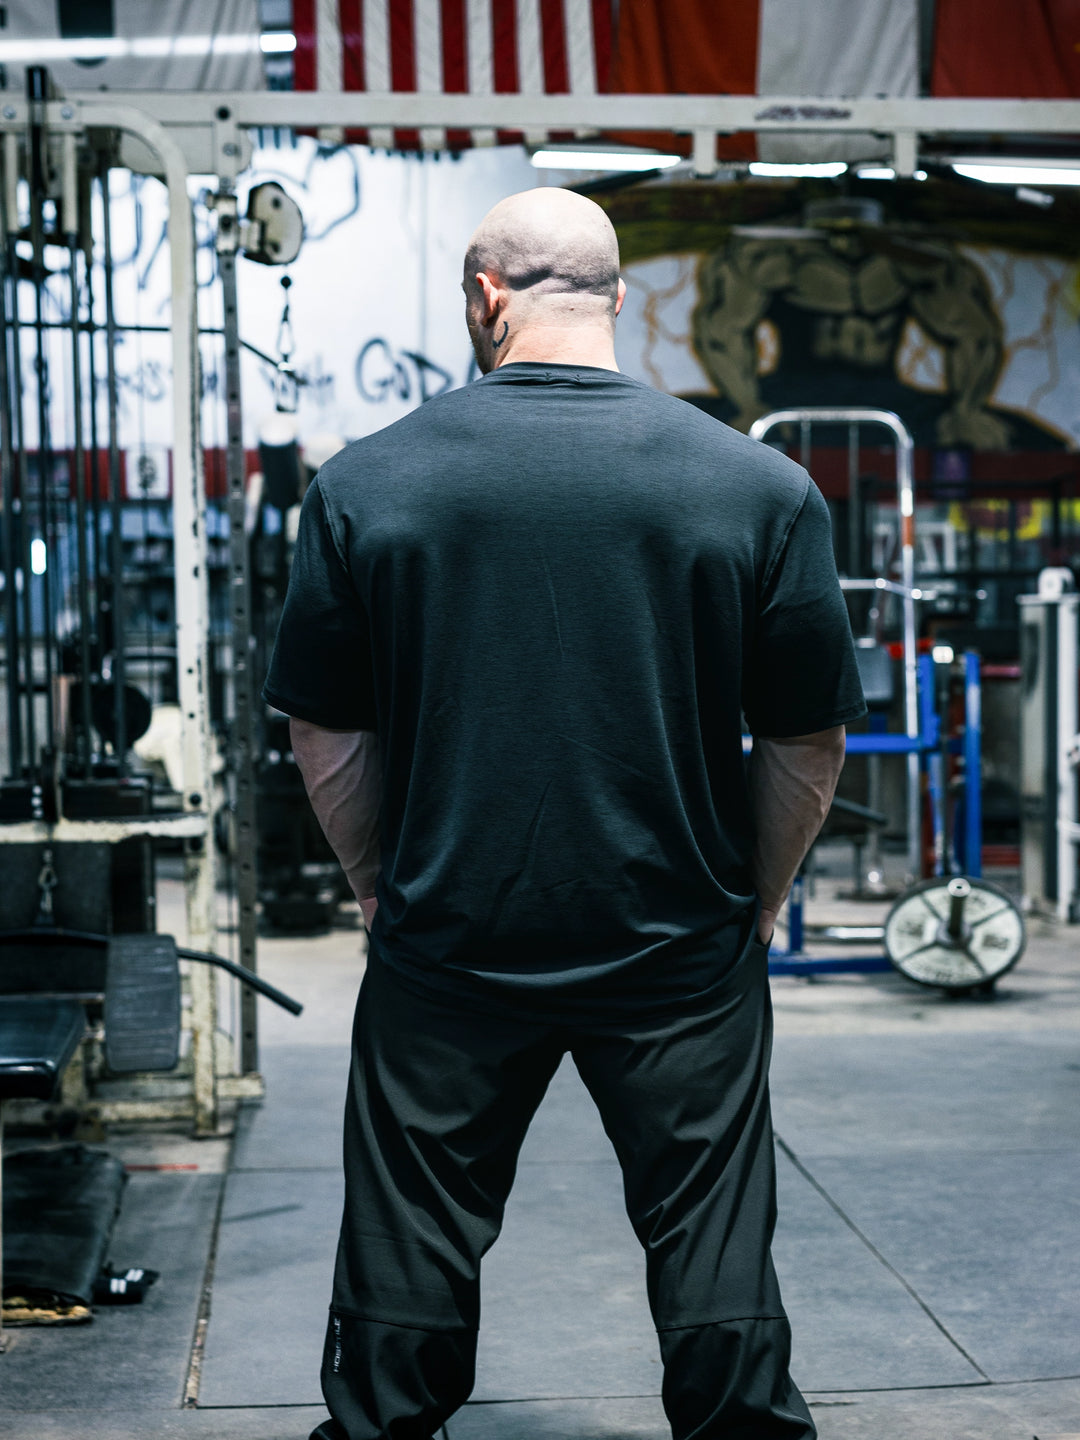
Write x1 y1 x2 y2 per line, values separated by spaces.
289 719 382 924
749 726 846 944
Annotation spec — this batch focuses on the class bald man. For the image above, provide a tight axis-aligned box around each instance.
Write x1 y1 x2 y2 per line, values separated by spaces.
265 188 865 1440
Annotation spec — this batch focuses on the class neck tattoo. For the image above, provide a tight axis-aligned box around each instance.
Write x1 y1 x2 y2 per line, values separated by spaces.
491 320 509 350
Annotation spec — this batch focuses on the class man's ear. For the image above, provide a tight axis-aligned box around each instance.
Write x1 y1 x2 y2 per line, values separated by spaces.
614 277 627 318
476 271 501 325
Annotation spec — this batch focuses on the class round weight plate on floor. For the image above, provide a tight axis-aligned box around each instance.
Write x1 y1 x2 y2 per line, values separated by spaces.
883 875 1025 991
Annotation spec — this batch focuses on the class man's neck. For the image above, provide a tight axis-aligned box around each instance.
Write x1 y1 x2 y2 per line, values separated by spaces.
492 324 620 373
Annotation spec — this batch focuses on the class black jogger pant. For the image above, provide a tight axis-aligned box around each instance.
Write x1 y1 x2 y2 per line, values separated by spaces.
310 939 815 1440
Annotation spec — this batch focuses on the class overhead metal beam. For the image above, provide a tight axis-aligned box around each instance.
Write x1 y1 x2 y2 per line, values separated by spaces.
43 90 1080 141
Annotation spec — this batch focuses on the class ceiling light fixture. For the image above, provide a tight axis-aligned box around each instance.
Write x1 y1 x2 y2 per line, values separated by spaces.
953 161 1080 187
855 167 928 181
260 31 297 53
0 35 262 60
748 162 847 178
530 148 682 172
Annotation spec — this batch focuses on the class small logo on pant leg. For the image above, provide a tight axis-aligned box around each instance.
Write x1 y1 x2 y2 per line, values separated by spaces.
332 1315 343 1373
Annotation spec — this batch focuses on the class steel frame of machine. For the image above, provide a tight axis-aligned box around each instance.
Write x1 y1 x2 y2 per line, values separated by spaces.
0 98 221 1130
749 409 922 882
1 87 1077 1133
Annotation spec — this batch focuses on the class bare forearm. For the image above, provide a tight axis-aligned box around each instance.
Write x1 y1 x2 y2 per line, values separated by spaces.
289 718 382 914
749 726 846 939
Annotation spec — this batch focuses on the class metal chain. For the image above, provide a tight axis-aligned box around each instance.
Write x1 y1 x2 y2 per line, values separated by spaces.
36 846 58 921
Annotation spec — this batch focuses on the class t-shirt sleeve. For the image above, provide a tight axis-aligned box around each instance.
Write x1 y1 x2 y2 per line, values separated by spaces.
262 478 377 730
743 479 867 738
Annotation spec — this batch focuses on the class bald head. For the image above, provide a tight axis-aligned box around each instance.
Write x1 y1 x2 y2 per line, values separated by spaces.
463 189 624 372
466 188 620 310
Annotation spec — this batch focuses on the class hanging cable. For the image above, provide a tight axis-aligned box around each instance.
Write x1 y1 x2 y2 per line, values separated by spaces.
272 273 298 413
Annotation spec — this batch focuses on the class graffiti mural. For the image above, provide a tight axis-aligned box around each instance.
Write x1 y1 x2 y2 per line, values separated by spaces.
22 137 537 455
609 184 1080 453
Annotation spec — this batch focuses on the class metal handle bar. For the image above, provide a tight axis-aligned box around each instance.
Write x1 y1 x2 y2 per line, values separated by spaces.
175 948 303 1017
0 927 303 1015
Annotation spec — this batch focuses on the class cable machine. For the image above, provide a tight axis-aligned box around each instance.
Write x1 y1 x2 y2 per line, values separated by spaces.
0 74 300 1137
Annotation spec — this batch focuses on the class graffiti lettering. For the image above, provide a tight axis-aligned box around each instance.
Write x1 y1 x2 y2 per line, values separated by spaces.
94 363 169 404
355 338 453 405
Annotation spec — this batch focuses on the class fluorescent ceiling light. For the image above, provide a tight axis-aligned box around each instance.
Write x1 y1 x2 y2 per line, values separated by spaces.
855 167 928 181
953 161 1080 186
748 161 847 178
531 148 681 172
260 31 297 53
0 35 261 61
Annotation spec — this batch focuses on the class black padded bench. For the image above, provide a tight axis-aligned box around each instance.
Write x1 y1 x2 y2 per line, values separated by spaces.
0 995 87 1349
0 917 300 1348
0 997 86 1103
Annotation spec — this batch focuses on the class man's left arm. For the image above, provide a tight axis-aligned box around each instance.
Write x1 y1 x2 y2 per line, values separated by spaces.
290 719 382 927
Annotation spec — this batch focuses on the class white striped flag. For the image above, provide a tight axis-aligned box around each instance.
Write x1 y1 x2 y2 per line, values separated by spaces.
292 0 613 150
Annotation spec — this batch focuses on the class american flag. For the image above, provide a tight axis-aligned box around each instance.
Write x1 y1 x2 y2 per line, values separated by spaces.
292 0 614 150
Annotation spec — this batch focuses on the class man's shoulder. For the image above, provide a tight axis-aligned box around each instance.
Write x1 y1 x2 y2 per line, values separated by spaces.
315 378 809 508
631 386 811 503
313 385 479 492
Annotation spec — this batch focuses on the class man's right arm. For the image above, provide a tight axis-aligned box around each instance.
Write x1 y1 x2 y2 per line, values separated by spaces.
748 726 846 943
290 718 382 928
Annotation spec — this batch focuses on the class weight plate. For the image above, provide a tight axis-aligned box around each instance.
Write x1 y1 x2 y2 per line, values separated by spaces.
883 875 1025 991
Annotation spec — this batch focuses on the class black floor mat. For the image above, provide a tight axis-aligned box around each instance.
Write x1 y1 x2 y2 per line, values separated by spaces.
2 1144 126 1322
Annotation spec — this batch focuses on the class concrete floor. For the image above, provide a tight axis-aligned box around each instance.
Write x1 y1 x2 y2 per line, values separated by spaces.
3 853 1080 1440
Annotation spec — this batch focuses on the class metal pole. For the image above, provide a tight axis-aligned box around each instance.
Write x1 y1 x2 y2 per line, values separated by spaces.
139 109 219 1134
99 158 126 770
1057 595 1079 920
6 131 36 777
964 650 982 878
919 652 943 876
0 136 21 776
64 133 94 775
26 67 55 756
847 421 860 576
81 159 105 706
216 198 259 1076
894 424 921 883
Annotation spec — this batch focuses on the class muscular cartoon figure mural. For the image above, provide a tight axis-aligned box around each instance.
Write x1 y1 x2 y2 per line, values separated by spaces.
690 229 1045 450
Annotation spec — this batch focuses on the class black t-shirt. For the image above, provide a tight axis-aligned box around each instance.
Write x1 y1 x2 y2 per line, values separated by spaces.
264 363 866 1014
